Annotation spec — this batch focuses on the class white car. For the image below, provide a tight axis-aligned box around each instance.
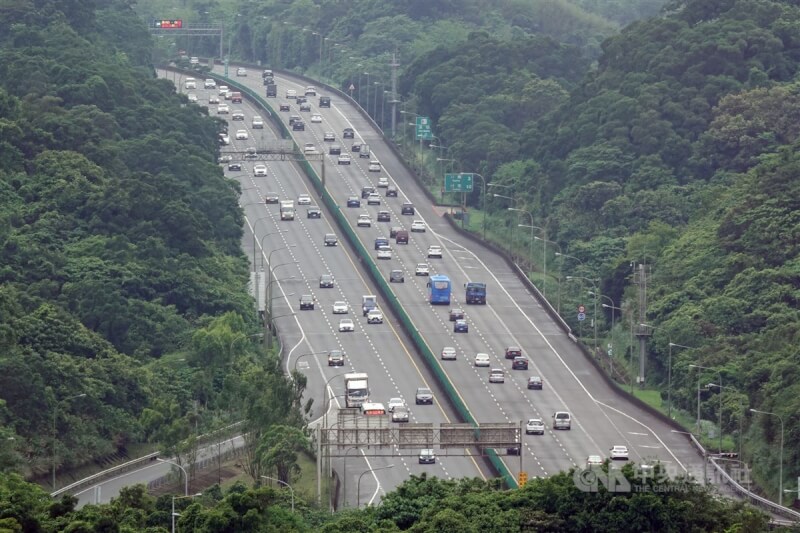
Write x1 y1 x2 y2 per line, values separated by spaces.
411 220 426 232
377 246 392 259
218 134 230 146
305 86 317 96
415 263 429 276
474 353 491 367
232 110 245 121
368 160 381 172
367 193 381 205
286 89 297 99
357 214 371 227
187 93 198 102
218 85 229 96
253 164 267 177
366 308 384 324
217 104 229 114
610 445 629 460
204 79 216 89
377 177 389 188
235 130 248 140
427 245 443 258
304 143 318 154
587 455 604 467
489 368 505 383
184 78 196 89
387 398 405 412
526 418 546 435
208 95 220 104
441 347 457 361
236 67 247 76
298 194 312 205
338 319 355 332
252 116 264 128
337 154 351 165
332 301 349 314
323 132 335 141
311 114 323 123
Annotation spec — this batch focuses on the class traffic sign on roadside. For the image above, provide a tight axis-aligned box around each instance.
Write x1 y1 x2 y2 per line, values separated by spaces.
578 312 586 321
444 173 474 192
415 116 433 140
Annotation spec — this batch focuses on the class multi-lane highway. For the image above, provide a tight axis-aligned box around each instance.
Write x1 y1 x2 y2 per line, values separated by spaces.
167 69 489 508
211 65 708 488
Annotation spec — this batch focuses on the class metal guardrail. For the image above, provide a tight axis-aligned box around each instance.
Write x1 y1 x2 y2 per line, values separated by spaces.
51 420 245 498
675 431 800 524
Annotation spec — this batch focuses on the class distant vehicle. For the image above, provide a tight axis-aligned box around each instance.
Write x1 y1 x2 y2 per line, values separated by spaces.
415 387 433 405
395 230 409 244
286 89 297 99
361 402 387 416
218 133 230 145
377 211 390 222
324 233 338 246
332 301 349 314
610 445 629 460
208 95 220 104
292 121 305 131
427 274 451 305
361 186 375 199
366 308 384 324
266 84 277 97
253 164 267 176
262 69 274 79
465 282 487 304
512 356 528 370
357 214 371 227
189 57 199 65
552 411 571 430
235 129 248 140
304 143 318 154
505 346 523 360
361 295 378 316
419 449 436 464
387 398 406 412
374 237 389 250
392 405 409 423
306 206 321 218
454 319 469 333
227 162 241 171
449 308 465 321
297 194 311 205
368 160 381 172
377 177 389 188
327 350 345 366
338 319 355 332
299 295 314 310
389 269 404 283
401 202 415 215
252 116 264 128
218 85 229 96
265 192 280 204
527 376 543 390
347 197 361 208
319 96 331 107
228 109 242 120
427 245 443 258
184 77 196 89
587 455 604 467
204 79 216 89
367 193 381 205
305 86 317 96
343 127 355 139
311 113 322 123
386 186 398 197
323 132 335 142
329 144 342 155
390 226 402 238
415 263 429 276
526 419 546 435
359 143 370 158
187 93 198 102
236 67 247 76
489 368 505 383
376 246 392 260
279 102 290 111
217 104 229 114
474 353 491 367
441 347 457 361
337 154 351 165
299 102 312 112
411 220 426 232
319 274 334 288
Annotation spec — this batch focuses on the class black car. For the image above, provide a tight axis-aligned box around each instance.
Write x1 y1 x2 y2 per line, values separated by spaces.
351 142 362 152
296 96 307 104
390 269 404 283
299 102 311 112
347 197 361 208
401 202 415 215
454 319 469 333
386 186 398 197
279 103 290 111
299 295 314 310
361 186 375 199
343 127 355 139
329 144 342 155
292 121 305 131
324 233 338 246
512 356 529 370
327 349 345 366
265 192 280 204
449 308 465 321
527 376 543 390
227 162 242 171
319 274 334 288
377 211 391 222
289 114 301 125
307 206 321 218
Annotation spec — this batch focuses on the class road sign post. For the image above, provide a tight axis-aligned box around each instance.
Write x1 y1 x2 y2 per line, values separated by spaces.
415 116 432 140
444 173 474 192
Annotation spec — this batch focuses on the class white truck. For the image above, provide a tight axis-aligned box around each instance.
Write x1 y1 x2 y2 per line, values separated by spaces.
280 200 295 221
345 373 369 408
361 295 377 316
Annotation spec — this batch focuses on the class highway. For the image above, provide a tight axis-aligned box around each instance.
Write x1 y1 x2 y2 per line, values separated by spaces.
214 66 710 487
163 69 488 508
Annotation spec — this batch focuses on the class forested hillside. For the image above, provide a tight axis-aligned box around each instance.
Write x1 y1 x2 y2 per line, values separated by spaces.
0 1 305 479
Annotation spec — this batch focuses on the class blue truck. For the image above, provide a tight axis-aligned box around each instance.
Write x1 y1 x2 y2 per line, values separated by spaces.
465 282 486 304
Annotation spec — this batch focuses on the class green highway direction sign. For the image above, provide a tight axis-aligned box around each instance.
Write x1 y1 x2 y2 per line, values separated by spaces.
415 116 433 140
444 173 474 192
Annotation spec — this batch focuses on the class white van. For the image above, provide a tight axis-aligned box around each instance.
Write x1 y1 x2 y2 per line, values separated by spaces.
184 77 196 89
553 411 571 430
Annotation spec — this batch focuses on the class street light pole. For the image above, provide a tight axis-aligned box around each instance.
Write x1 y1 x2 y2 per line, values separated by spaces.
262 244 296 348
750 408 785 506
261 475 295 513
52 393 87 490
708 382 743 459
566 276 599 354
170 493 202 533
689 364 722 450
668 343 693 419
357 464 394 508
318 372 350 505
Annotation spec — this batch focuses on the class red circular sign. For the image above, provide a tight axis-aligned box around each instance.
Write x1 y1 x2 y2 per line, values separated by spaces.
578 305 586 313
